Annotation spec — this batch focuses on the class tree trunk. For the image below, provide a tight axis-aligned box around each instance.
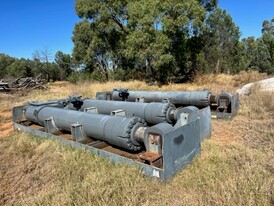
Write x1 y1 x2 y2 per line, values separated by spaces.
215 59 220 73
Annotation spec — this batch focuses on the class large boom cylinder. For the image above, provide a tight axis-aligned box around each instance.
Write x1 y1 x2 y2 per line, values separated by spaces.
25 104 146 151
110 90 211 107
67 99 175 125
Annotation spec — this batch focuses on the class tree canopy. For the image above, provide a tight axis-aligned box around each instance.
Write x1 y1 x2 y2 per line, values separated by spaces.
72 0 218 83
1 3 273 83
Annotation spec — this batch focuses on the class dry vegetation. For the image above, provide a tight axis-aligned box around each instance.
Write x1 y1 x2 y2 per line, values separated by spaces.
0 71 273 205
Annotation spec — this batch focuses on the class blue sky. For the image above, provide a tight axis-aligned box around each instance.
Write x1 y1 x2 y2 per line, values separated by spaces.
219 0 274 39
0 0 78 60
0 0 273 60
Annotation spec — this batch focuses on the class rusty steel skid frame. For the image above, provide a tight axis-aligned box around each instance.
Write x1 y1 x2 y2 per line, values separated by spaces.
13 105 201 180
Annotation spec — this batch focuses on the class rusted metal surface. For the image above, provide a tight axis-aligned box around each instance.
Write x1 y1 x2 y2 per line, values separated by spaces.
139 151 162 168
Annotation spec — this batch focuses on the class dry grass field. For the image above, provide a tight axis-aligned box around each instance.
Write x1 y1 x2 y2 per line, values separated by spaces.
0 71 273 205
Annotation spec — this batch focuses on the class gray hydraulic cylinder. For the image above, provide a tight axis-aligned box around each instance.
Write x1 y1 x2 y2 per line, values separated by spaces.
25 104 146 151
111 90 211 107
67 99 175 125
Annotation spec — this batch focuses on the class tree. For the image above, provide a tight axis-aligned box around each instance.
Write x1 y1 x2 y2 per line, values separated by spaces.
32 47 60 81
262 18 274 35
0 53 16 78
7 59 33 78
240 18 274 74
54 51 72 80
261 19 274 73
199 8 241 74
250 38 272 73
72 0 217 83
32 47 52 63
249 18 274 74
240 36 257 70
73 0 129 80
43 63 60 81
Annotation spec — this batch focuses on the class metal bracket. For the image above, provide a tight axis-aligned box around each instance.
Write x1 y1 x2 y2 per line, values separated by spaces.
114 88 129 101
70 123 91 144
162 98 172 103
174 106 211 140
44 117 60 135
110 109 127 116
174 113 189 128
135 97 145 103
84 107 98 114
139 151 162 167
145 133 162 154
141 132 163 167
140 123 174 168
96 91 112 100
12 106 27 122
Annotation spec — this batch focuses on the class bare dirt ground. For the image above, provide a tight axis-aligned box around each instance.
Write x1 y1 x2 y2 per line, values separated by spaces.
0 123 12 138
0 112 13 138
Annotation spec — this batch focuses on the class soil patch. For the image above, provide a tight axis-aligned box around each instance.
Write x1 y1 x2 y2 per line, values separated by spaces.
0 122 13 138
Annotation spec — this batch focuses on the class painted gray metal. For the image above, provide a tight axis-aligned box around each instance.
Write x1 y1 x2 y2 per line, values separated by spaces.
13 106 201 180
65 98 211 140
196 107 211 139
25 105 145 151
111 90 211 107
96 89 239 119
174 106 211 140
13 122 165 179
61 96 211 140
211 94 239 119
67 99 175 125
163 119 201 178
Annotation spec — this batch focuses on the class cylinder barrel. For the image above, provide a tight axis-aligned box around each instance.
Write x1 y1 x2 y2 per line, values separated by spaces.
25 105 145 151
68 99 175 125
111 90 211 107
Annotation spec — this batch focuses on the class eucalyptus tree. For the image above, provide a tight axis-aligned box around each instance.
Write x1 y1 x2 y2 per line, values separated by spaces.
0 53 15 78
6 58 33 78
55 51 72 80
73 0 217 83
199 8 241 74
240 36 257 70
262 18 274 35
73 0 128 80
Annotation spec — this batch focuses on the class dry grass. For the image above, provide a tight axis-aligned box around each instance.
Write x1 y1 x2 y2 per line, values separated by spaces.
193 70 269 94
0 71 274 205
233 70 268 87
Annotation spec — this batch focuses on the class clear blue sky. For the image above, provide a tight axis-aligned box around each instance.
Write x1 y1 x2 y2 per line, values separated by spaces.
0 0 273 60
219 0 274 39
0 0 79 60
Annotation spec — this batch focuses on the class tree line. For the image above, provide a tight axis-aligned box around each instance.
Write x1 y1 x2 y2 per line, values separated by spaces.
1 0 274 84
0 49 72 82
